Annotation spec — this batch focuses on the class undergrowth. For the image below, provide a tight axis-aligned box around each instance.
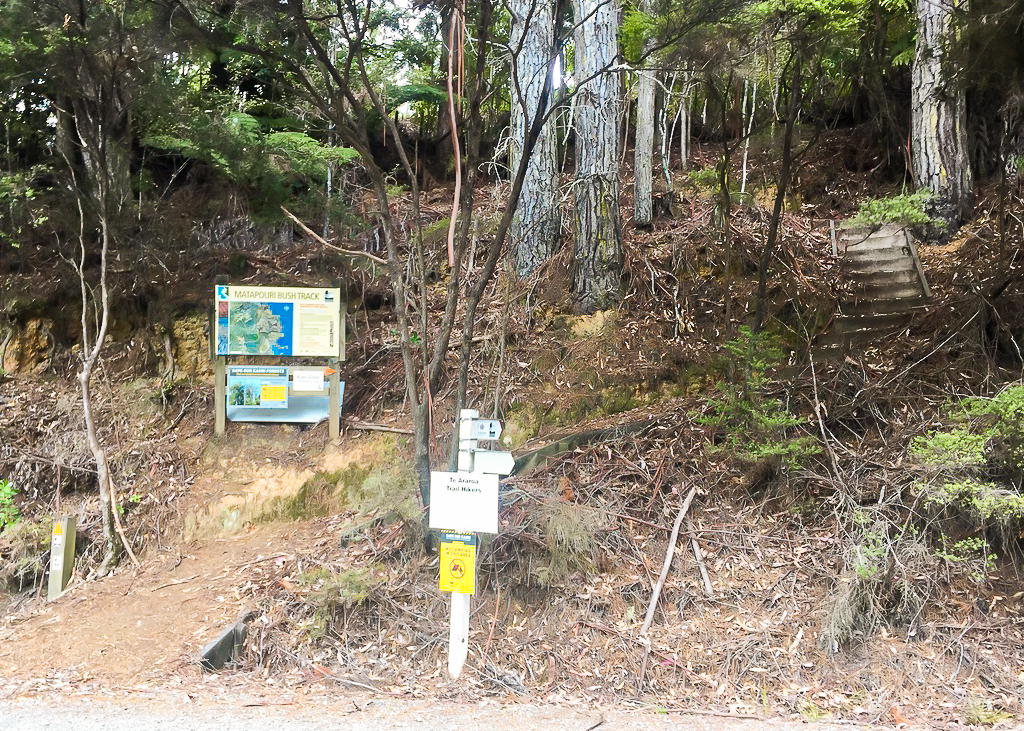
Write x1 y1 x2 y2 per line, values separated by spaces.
912 384 1024 551
297 567 381 642
820 507 990 652
0 478 18 528
0 518 49 591
697 327 819 477
847 189 939 228
821 386 1024 651
532 497 603 586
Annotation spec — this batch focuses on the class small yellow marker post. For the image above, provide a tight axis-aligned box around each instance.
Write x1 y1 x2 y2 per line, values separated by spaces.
47 517 76 601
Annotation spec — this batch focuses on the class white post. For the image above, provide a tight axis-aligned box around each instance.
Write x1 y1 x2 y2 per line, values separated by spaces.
448 408 480 678
448 590 471 678
457 408 479 472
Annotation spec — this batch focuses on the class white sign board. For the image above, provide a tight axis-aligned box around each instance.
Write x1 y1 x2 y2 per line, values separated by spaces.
471 419 502 440
472 449 515 475
293 369 325 392
429 471 500 534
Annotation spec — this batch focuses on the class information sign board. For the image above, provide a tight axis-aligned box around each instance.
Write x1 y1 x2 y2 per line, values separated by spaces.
47 517 76 601
215 285 342 357
429 471 500 534
439 532 477 594
227 366 289 408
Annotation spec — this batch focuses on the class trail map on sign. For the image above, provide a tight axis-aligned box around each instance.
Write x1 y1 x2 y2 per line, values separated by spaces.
228 302 291 355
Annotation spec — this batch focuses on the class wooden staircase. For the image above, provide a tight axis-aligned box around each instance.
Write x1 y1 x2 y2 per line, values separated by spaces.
817 223 931 357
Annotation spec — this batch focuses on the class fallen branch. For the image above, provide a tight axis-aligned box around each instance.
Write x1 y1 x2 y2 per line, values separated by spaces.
151 574 199 592
641 707 767 721
686 518 714 596
280 206 388 265
641 484 697 635
311 663 380 692
348 420 415 436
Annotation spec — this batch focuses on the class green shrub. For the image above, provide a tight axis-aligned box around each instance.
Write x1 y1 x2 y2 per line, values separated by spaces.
961 387 1024 472
298 567 381 641
911 385 1024 543
922 478 1024 543
912 428 987 468
0 479 19 528
697 327 819 472
688 167 719 189
847 189 939 227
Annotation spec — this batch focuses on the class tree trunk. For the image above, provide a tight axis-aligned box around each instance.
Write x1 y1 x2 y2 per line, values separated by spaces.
75 193 120 575
509 0 561 277
79 369 117 574
633 0 656 228
571 0 623 313
911 0 972 239
754 56 803 335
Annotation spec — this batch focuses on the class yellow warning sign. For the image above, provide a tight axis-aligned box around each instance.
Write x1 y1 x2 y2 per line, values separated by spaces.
54 522 63 536
440 538 476 594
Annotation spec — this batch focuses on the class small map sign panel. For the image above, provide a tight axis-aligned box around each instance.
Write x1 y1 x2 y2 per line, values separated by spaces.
471 419 502 440
227 366 289 408
215 285 341 357
439 533 477 594
429 471 500 534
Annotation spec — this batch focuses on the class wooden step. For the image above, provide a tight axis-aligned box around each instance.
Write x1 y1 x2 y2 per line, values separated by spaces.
833 313 912 332
844 237 910 254
809 345 846 362
845 269 922 287
816 327 908 348
840 282 925 300
841 223 906 238
840 223 907 244
843 249 915 268
839 296 930 316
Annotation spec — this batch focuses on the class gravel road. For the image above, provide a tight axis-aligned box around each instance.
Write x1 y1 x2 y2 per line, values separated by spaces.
0 688 906 731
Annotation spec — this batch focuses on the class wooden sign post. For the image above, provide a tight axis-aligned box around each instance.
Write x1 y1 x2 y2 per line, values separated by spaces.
47 516 76 601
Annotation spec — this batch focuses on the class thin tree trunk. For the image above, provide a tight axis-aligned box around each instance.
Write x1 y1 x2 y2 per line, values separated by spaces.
453 0 567 433
634 0 656 228
509 0 561 276
75 191 119 575
79 372 117 573
740 77 757 194
754 55 804 335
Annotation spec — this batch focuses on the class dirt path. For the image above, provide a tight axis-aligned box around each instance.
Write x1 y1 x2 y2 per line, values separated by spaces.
0 521 333 688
